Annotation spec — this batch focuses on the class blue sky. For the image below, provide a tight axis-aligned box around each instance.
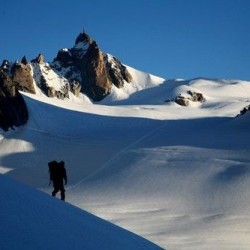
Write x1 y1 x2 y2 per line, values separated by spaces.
1 0 250 80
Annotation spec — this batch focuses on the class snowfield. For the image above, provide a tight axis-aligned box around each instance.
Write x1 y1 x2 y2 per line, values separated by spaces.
1 66 250 250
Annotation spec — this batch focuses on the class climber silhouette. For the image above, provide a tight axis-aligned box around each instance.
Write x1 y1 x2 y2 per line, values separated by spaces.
48 161 67 201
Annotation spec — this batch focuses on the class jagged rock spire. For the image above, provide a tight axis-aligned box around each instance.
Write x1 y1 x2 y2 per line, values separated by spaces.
1 60 10 73
75 32 93 45
52 31 132 101
21 56 28 65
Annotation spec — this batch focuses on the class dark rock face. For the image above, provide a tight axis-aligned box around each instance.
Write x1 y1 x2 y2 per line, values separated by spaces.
21 56 28 65
75 32 93 45
236 105 250 117
77 41 112 101
54 49 73 67
39 74 69 99
0 70 29 131
105 55 132 88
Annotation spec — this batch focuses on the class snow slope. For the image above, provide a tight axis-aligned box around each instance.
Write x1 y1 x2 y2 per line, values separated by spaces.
0 174 160 250
1 67 250 249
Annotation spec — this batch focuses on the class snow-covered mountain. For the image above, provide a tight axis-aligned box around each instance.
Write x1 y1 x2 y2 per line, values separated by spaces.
1 31 250 249
2 31 134 104
0 31 164 131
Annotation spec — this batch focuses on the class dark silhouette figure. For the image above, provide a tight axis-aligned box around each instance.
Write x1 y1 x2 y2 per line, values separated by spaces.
48 161 67 201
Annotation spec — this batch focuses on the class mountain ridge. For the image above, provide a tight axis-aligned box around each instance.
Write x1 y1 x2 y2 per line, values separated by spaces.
0 31 137 131
1 31 133 102
0 31 250 133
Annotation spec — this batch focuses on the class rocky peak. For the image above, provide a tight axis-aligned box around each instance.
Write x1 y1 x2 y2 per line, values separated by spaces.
11 61 35 94
1 60 10 73
52 31 132 101
21 56 28 65
32 53 44 64
72 32 93 60
53 32 92 65
75 32 93 45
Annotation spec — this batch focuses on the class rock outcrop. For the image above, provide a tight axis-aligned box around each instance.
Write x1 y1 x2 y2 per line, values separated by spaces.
166 90 206 106
72 80 81 96
174 95 190 106
0 58 33 131
0 70 29 131
105 55 132 88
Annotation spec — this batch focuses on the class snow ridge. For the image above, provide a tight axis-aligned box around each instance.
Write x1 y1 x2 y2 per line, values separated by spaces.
0 174 161 250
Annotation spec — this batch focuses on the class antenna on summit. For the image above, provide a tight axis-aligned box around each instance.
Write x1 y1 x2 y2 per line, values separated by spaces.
83 26 87 34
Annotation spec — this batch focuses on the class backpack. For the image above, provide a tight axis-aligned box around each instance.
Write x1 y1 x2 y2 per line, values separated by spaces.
48 161 58 181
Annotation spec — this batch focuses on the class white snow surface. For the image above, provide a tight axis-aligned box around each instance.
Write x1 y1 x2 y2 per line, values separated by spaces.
0 174 159 250
1 66 250 250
